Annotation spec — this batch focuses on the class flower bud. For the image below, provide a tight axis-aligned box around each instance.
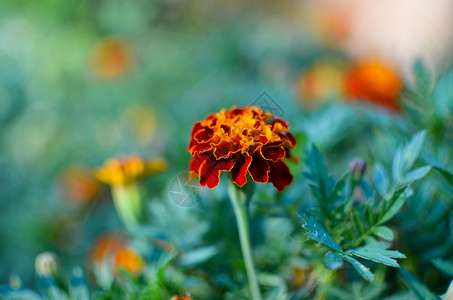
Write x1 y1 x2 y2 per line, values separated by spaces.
349 158 367 179
35 252 59 277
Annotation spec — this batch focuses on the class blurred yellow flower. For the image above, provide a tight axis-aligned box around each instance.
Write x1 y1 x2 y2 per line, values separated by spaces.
121 106 157 145
96 156 167 187
90 37 131 79
296 60 345 108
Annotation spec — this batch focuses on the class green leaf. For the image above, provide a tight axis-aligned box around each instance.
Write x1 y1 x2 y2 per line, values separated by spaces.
139 252 176 300
432 258 453 276
392 131 427 180
399 166 431 185
301 215 343 253
365 205 374 227
305 144 335 200
353 209 365 235
378 186 408 225
399 269 438 300
344 255 375 282
180 245 218 267
373 226 394 241
346 247 405 268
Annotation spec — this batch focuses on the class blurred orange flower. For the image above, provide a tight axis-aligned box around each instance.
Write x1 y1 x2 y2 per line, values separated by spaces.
91 233 145 276
62 165 100 203
114 246 145 275
343 59 402 111
188 106 296 191
96 156 167 186
170 294 193 300
91 233 126 264
90 37 131 79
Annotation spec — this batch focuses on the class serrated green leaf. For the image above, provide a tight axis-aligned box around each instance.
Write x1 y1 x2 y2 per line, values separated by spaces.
344 255 375 282
379 196 405 225
399 269 438 300
399 166 431 185
301 215 343 253
346 247 405 268
432 258 453 276
373 226 394 241
305 144 335 200
378 187 408 225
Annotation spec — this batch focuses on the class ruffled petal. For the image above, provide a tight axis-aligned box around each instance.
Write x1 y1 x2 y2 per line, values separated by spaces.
248 155 270 183
268 160 293 192
199 157 236 188
213 140 241 159
189 153 210 175
260 145 286 162
231 153 252 187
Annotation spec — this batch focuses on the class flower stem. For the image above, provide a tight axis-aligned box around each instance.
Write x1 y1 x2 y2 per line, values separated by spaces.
112 183 143 229
227 181 262 300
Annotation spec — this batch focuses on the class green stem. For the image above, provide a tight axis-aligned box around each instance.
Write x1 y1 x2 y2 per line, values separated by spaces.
112 183 144 229
227 181 262 300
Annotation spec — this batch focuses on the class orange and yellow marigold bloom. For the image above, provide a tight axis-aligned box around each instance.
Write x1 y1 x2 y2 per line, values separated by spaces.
343 59 402 111
188 106 296 192
96 156 167 186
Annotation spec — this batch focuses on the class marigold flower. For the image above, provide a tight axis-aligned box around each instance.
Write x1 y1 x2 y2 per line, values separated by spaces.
96 156 167 186
343 59 402 111
90 37 131 79
170 294 192 300
188 106 296 192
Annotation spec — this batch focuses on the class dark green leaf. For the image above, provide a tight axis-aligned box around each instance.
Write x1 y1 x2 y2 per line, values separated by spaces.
399 269 438 300
344 255 375 282
346 247 405 267
432 258 453 276
301 215 343 253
